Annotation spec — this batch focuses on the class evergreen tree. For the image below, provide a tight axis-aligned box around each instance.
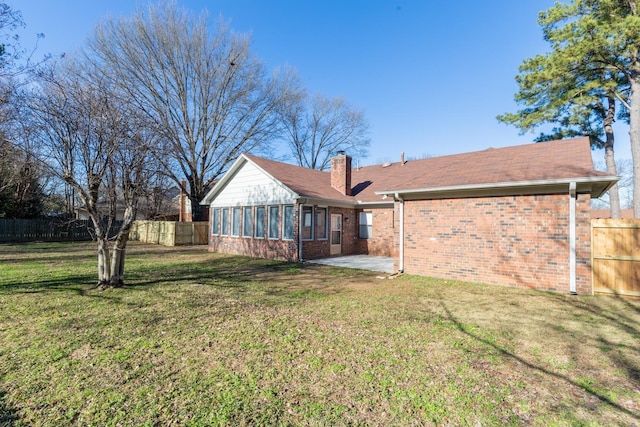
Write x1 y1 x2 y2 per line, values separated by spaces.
499 0 639 217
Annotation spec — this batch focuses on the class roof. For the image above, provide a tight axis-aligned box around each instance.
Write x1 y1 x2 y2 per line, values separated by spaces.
202 137 618 205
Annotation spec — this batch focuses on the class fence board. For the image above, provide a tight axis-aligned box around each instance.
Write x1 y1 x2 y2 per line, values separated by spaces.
592 219 640 298
0 219 92 242
131 221 208 246
0 219 124 242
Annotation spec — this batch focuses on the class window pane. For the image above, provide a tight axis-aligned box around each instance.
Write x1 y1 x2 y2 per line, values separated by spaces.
232 207 241 236
243 207 252 237
221 208 229 236
359 211 372 239
255 207 265 238
302 206 313 240
316 207 327 239
268 206 280 239
212 209 219 235
283 205 294 240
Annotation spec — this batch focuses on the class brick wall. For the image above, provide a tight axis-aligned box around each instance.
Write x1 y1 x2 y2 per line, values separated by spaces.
356 207 395 257
302 207 359 259
399 193 592 294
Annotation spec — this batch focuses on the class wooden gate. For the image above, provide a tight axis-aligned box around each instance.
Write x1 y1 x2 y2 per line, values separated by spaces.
591 219 640 298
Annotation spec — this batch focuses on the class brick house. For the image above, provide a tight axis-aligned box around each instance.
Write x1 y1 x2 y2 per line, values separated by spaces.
201 137 617 294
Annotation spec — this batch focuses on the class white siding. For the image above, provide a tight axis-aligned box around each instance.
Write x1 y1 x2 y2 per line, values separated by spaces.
211 161 297 207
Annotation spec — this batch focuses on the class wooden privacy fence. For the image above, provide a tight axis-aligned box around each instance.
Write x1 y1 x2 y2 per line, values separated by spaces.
130 220 208 246
591 219 640 299
0 218 93 242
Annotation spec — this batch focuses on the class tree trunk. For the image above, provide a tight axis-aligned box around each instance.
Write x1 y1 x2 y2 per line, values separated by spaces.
109 200 137 287
96 236 111 288
110 239 126 288
604 96 621 218
630 72 640 218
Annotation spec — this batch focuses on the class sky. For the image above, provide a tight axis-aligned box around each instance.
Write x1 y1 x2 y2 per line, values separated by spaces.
13 0 632 167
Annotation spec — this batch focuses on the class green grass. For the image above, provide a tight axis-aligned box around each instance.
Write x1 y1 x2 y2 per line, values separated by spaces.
1 241 639 426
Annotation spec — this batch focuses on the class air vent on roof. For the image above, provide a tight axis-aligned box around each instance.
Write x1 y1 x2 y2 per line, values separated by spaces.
382 162 392 168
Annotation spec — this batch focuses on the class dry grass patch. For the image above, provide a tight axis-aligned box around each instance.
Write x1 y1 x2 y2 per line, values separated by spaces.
0 241 639 426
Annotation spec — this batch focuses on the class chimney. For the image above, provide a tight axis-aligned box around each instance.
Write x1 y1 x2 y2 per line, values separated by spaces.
179 180 186 222
331 151 352 196
400 152 405 165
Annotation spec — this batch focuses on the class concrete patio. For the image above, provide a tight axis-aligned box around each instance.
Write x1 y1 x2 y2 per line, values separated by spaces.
305 255 394 273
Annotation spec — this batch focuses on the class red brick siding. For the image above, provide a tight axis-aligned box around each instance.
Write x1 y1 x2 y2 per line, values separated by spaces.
356 208 395 257
399 193 592 294
302 207 359 259
330 155 352 196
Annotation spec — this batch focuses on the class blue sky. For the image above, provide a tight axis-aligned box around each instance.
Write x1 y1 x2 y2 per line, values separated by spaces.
14 0 632 166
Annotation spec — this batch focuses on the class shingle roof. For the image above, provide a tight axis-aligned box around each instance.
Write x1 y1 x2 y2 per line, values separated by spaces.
245 137 616 204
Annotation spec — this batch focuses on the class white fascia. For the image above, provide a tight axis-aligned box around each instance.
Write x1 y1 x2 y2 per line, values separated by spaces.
375 176 619 199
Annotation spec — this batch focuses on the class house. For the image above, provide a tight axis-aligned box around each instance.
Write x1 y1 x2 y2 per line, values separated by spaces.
75 185 196 222
201 137 618 295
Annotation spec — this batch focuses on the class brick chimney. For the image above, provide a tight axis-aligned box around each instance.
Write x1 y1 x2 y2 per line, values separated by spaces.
331 151 352 196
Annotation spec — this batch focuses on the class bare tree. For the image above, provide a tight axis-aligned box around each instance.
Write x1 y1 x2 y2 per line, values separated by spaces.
593 159 634 211
280 92 370 170
87 1 297 220
26 58 157 287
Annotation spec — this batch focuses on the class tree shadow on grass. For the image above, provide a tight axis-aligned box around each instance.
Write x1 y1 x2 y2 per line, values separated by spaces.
0 389 18 427
440 300 639 420
0 274 129 305
559 295 640 395
1 246 370 306
122 255 360 304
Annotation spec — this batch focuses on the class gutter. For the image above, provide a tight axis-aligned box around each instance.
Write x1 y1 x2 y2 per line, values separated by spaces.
375 176 619 199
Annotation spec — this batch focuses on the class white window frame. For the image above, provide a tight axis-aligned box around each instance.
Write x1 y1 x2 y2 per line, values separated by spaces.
254 206 265 239
283 205 294 240
212 208 219 235
231 207 241 237
268 205 280 240
242 207 252 238
221 208 229 236
359 211 373 239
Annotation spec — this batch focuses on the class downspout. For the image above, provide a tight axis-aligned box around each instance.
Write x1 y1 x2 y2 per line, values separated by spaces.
298 203 304 262
395 193 404 273
298 199 307 262
569 182 577 295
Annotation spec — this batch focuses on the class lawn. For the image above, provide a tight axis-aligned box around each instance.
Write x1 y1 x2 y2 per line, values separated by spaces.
0 242 639 426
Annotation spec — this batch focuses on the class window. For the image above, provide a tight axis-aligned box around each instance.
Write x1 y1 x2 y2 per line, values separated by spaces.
268 206 280 239
232 207 241 236
359 211 372 239
212 209 219 235
301 206 313 240
221 208 229 236
283 205 294 240
254 206 265 238
243 207 252 237
316 207 327 239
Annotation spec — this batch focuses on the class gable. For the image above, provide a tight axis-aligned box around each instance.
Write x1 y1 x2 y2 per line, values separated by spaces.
208 159 298 207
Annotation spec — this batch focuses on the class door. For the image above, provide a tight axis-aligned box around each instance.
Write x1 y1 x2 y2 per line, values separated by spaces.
330 214 342 255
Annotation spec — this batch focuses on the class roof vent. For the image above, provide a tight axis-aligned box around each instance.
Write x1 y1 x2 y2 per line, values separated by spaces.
382 162 392 168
